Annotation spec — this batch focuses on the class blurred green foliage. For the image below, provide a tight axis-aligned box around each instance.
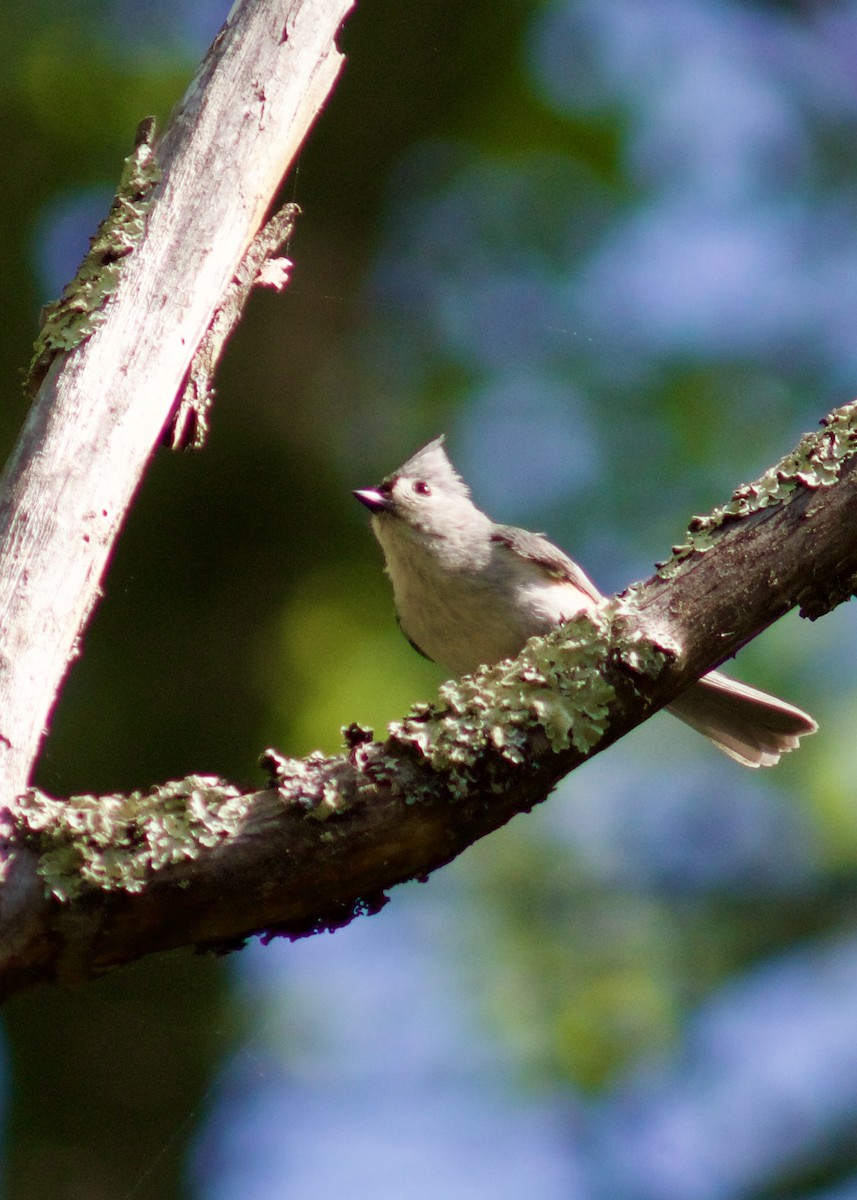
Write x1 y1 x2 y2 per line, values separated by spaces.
4 0 857 1197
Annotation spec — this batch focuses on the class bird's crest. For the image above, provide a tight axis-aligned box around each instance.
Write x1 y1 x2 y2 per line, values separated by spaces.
392 435 471 499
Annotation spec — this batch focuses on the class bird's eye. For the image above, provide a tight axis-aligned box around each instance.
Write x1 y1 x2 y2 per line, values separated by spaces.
413 480 431 496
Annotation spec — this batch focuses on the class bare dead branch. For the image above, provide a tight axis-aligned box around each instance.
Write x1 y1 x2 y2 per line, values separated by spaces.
0 0 352 804
169 201 301 450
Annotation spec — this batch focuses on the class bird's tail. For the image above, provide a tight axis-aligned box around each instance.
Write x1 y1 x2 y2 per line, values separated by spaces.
667 670 817 768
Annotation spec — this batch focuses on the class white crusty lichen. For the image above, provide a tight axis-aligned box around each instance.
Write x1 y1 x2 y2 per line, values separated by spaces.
660 399 857 576
260 747 364 820
13 775 248 901
304 773 348 821
387 604 669 798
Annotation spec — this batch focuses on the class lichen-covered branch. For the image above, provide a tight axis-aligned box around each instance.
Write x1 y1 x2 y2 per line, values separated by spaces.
0 400 855 1001
0 604 670 1001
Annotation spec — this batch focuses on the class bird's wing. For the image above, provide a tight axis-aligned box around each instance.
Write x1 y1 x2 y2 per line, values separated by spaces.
396 610 433 661
490 524 603 603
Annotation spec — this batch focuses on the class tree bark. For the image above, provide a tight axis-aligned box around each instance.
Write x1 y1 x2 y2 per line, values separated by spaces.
0 400 854 1000
0 0 352 804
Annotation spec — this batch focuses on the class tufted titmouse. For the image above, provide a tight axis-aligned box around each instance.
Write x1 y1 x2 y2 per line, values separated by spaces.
354 436 817 767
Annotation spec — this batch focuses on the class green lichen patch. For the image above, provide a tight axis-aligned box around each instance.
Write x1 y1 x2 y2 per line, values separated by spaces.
659 399 857 578
304 775 348 822
388 607 633 795
14 774 247 901
27 118 162 395
260 746 371 820
606 591 682 674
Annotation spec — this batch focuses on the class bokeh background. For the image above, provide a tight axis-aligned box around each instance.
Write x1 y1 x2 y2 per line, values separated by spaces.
4 0 857 1196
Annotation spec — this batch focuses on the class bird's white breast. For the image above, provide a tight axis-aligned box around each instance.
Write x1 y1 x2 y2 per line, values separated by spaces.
374 519 593 676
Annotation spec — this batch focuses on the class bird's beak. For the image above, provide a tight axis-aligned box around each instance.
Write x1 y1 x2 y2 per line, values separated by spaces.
353 488 391 514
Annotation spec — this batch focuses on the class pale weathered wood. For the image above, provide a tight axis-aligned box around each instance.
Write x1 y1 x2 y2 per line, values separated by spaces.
0 0 353 802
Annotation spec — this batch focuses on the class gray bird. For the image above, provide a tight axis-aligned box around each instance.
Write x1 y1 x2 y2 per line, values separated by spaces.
354 436 817 767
